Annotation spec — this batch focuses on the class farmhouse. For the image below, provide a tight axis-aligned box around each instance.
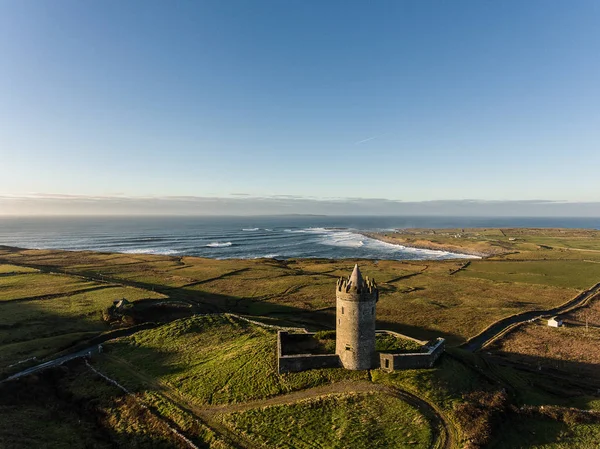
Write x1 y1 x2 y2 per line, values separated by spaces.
547 316 563 328
278 265 445 373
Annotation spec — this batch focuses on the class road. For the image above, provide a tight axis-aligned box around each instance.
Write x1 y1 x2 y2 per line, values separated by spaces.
461 282 600 352
2 346 101 382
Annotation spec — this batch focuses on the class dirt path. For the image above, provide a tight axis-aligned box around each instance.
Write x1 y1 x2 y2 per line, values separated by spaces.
202 380 387 416
101 354 453 449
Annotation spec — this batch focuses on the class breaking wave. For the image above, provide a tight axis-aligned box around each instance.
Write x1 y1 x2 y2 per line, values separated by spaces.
253 254 280 259
206 242 233 248
284 227 328 234
121 248 180 255
319 231 366 248
0 218 483 261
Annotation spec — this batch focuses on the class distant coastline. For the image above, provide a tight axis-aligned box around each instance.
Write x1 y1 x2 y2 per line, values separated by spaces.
361 231 502 258
1 216 599 261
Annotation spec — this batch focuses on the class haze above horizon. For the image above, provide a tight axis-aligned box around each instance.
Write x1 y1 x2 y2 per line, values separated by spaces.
1 1 599 216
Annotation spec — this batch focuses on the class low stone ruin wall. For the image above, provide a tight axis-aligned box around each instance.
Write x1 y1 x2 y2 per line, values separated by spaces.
379 338 445 372
279 332 320 355
278 331 445 374
277 331 340 374
278 353 341 374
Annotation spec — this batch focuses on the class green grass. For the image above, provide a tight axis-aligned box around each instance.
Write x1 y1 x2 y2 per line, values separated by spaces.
0 332 98 374
0 272 101 301
97 315 368 406
1 239 600 447
372 354 484 411
457 260 600 289
0 285 166 374
489 414 600 449
221 392 432 449
375 334 424 353
0 360 232 449
140 391 234 449
2 244 597 345
0 264 38 274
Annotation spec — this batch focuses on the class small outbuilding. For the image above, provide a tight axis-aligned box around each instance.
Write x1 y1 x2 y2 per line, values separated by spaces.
547 316 563 328
113 298 131 309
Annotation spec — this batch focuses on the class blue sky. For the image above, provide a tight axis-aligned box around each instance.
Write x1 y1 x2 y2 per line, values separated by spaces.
1 0 599 211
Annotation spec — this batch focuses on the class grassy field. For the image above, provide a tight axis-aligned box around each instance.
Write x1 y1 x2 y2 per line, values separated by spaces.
0 266 167 375
94 315 474 447
568 295 600 326
1 227 600 448
485 293 600 381
0 272 101 301
2 241 599 346
221 392 431 448
456 260 600 289
489 411 600 448
0 360 233 449
94 314 600 448
0 263 38 274
1 307 598 448
96 315 369 406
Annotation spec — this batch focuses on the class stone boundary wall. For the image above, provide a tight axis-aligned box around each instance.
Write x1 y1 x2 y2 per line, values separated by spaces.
84 360 200 449
277 331 341 374
226 314 308 333
379 338 445 372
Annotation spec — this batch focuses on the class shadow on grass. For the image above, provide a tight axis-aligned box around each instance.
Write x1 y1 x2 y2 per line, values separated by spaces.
0 360 197 449
485 352 600 392
487 409 572 449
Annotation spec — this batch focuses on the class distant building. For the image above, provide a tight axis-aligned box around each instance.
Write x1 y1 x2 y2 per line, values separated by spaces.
547 316 563 327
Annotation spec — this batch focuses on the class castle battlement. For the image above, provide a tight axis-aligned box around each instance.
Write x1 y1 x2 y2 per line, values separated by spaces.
335 264 379 303
336 276 377 294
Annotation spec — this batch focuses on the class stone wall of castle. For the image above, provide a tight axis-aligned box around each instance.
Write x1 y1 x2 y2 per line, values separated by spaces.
335 298 377 369
277 331 341 374
335 269 378 370
379 338 445 372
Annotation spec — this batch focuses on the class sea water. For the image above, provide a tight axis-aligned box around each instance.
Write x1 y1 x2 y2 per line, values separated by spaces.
0 216 597 261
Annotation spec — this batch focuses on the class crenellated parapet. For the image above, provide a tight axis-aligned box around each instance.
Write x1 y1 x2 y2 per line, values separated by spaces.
336 265 378 302
336 276 378 295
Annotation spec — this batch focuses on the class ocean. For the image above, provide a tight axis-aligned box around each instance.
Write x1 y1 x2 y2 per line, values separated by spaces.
0 216 598 261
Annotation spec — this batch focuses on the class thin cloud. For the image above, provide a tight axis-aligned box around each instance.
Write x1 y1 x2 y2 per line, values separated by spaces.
354 134 385 145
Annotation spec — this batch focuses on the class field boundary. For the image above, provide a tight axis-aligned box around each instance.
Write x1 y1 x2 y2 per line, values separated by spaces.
84 359 201 449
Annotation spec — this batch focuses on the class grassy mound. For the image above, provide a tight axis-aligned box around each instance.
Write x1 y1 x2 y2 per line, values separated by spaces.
97 314 368 405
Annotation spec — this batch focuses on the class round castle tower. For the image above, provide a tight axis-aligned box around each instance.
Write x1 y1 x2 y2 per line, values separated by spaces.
335 264 378 370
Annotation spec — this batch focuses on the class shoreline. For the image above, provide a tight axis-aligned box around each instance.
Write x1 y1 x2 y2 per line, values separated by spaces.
360 232 490 258
0 242 476 262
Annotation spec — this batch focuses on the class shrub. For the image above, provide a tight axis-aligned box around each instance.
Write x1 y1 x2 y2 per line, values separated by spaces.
454 390 508 448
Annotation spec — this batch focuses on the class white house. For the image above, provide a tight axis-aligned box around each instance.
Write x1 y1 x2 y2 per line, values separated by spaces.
547 316 563 328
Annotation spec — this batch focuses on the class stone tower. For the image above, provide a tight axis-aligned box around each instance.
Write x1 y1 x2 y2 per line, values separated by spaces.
335 264 378 370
